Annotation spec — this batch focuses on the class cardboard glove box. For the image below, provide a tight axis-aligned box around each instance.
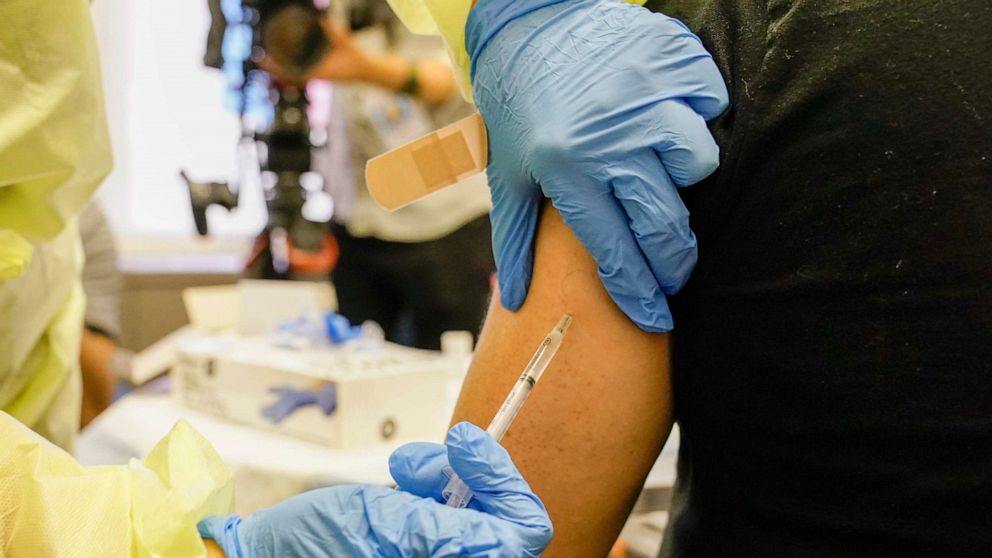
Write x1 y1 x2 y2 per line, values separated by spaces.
172 334 452 448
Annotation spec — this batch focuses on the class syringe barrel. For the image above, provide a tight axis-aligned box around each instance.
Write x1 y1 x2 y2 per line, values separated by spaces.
486 381 532 441
486 319 568 441
442 314 571 508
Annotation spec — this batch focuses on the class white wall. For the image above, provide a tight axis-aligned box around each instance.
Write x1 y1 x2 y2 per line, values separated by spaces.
91 0 266 238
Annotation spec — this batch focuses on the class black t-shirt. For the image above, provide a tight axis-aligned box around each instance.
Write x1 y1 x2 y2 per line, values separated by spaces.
642 0 992 555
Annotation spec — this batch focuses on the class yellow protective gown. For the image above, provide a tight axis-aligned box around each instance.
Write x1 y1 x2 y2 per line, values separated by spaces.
0 414 234 557
1 1 235 555
0 0 111 451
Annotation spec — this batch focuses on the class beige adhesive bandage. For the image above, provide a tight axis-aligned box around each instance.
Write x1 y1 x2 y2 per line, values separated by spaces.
366 112 488 211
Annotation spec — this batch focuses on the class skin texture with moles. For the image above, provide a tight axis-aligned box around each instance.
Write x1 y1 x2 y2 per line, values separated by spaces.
451 203 675 557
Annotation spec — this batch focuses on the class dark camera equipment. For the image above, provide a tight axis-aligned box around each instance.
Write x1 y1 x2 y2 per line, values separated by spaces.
181 170 238 236
186 0 337 279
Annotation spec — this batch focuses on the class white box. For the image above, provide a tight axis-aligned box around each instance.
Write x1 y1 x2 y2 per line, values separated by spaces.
235 280 335 335
172 334 451 448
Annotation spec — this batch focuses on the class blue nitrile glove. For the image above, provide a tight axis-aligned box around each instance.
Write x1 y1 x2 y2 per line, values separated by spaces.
198 422 552 557
390 434 482 511
467 0 729 332
260 384 337 424
324 312 363 344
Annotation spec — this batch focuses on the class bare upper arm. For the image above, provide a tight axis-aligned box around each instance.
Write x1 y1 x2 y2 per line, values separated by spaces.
451 204 673 557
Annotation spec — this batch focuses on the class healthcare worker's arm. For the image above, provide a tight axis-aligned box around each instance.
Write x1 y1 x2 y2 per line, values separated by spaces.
0 412 235 557
198 422 552 558
0 409 552 557
79 328 117 427
205 540 226 557
393 205 674 557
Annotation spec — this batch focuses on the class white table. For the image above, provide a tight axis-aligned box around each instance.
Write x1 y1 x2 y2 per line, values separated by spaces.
78 380 678 515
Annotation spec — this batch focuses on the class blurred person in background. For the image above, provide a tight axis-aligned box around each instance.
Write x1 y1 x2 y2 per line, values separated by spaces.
304 3 494 350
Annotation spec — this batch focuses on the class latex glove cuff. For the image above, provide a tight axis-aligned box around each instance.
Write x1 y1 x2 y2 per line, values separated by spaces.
199 515 246 558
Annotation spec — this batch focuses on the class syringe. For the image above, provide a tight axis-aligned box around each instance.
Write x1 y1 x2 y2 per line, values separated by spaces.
442 313 573 508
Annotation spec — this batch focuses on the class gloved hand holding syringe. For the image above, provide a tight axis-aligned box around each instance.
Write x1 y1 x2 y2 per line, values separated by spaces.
442 313 573 508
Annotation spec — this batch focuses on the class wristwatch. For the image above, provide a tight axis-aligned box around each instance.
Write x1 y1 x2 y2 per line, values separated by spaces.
400 63 419 96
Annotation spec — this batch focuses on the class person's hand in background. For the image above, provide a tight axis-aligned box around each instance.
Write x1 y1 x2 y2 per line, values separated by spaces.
468 0 729 332
263 15 456 103
198 422 552 557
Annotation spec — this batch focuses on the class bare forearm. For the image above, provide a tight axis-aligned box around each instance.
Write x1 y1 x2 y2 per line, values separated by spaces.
359 55 455 103
452 204 674 556
79 328 117 428
277 17 456 104
204 539 226 558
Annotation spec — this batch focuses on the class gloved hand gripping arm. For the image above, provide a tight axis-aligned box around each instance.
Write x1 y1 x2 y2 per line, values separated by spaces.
376 0 728 329
468 0 729 331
